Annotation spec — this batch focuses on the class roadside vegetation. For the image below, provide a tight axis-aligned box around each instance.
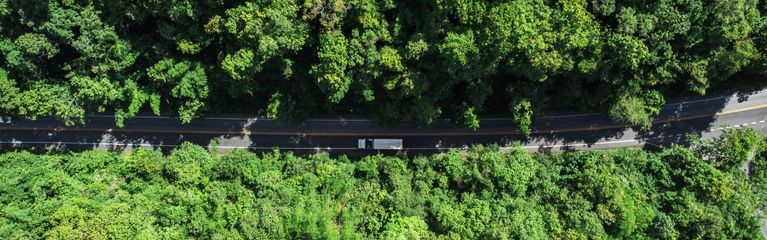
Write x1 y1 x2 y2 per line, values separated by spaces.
1 129 765 239
2 1 767 132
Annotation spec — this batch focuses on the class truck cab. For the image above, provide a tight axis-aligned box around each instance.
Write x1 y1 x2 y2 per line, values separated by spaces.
358 139 371 149
357 138 403 150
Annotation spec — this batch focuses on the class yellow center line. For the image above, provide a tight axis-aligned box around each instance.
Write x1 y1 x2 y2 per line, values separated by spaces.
566 102 767 133
716 103 767 115
2 103 767 136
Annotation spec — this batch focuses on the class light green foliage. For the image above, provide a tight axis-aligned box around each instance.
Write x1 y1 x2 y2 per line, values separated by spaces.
608 34 649 71
114 81 150 127
223 0 307 79
381 216 431 240
452 103 480 130
754 143 767 212
608 90 664 130
378 46 405 72
165 143 211 186
147 58 209 123
439 31 480 69
49 6 138 75
221 48 255 81
0 133 766 238
69 75 123 112
0 3 143 125
691 128 764 171
485 0 558 81
511 99 533 136
18 82 84 124
122 148 163 178
13 33 58 59
0 68 20 113
312 31 353 103
0 0 8 17
609 95 652 128
405 38 428 60
437 0 486 25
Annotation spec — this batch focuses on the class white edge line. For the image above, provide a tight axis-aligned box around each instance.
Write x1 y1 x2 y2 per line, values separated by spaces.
518 139 641 149
663 95 728 107
0 141 360 150
83 115 587 121
538 113 601 119
1 139 646 150
84 115 379 122
86 115 593 121
78 91 762 122
84 96 722 122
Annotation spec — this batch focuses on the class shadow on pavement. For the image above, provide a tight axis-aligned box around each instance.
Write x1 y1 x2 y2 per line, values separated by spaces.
1 88 763 156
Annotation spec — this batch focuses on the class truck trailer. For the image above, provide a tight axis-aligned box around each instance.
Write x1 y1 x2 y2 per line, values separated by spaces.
357 138 403 150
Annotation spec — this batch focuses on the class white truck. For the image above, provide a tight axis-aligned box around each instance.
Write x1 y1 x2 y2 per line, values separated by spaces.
357 138 403 150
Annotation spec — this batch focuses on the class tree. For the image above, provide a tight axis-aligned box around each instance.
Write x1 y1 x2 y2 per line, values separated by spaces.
608 90 664 129
0 68 20 114
312 30 354 103
690 128 764 171
221 0 308 82
146 58 209 123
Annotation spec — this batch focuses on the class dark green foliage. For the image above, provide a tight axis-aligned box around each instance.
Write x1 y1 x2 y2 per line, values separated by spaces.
1 131 766 238
1 0 767 130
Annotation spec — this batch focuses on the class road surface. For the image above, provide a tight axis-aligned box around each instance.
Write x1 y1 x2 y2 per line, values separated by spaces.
1 88 767 155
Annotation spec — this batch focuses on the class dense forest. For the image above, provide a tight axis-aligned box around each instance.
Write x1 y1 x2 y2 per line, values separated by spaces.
1 0 767 131
0 129 764 239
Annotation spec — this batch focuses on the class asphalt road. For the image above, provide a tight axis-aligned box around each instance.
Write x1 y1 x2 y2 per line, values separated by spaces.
1 88 767 155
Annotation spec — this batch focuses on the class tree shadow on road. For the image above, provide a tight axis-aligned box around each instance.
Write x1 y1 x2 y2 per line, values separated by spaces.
636 88 766 150
0 88 761 156
521 88 763 153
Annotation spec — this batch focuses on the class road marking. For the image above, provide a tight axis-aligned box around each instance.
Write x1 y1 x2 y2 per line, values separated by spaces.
2 140 624 151
525 102 767 134
539 113 601 119
0 141 364 150
6 103 767 136
76 91 754 123
85 115 381 122
518 139 641 149
663 96 725 107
